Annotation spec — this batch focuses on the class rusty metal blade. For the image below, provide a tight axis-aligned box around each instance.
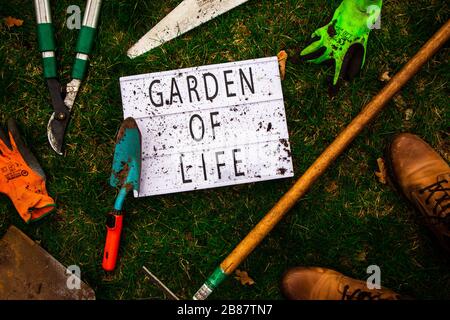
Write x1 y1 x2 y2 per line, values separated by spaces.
0 226 95 300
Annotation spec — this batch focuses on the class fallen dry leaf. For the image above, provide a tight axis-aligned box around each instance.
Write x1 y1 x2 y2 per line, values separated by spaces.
379 71 391 82
234 269 255 286
4 16 23 28
232 20 251 46
277 50 288 80
393 94 406 111
355 250 367 262
375 157 387 184
325 180 339 195
405 108 413 121
184 231 193 242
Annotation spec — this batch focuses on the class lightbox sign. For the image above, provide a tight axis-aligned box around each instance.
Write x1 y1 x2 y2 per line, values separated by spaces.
120 56 294 197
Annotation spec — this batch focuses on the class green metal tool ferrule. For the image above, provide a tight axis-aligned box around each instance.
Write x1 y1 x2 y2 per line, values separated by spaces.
37 23 56 52
72 58 89 80
75 26 97 54
42 56 57 79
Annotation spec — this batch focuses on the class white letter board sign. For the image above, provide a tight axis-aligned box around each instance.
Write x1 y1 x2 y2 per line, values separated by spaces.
120 56 294 197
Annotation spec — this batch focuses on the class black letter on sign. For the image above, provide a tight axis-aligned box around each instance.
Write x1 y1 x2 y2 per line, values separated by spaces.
233 148 245 177
180 154 192 183
169 78 183 105
223 70 236 97
186 75 200 103
201 153 207 181
239 67 255 95
215 151 225 180
149 80 163 107
189 114 205 142
203 73 218 102
210 112 220 140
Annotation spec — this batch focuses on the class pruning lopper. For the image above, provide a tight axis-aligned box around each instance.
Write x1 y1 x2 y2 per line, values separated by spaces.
34 0 102 155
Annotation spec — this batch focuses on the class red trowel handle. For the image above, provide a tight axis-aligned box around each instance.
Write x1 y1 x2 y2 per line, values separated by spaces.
102 212 124 271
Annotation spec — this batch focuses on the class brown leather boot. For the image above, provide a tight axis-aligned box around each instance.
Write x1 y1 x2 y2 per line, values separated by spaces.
280 267 400 300
387 133 450 254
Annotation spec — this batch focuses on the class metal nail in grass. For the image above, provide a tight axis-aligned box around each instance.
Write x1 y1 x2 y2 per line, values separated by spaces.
102 118 142 272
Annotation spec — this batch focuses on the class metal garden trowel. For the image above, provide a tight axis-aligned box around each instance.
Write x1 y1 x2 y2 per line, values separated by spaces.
102 117 141 271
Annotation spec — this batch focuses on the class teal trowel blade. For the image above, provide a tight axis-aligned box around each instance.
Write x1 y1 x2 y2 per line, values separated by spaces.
110 117 142 194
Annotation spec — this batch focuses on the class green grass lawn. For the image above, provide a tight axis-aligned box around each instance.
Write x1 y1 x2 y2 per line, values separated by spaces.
0 0 449 299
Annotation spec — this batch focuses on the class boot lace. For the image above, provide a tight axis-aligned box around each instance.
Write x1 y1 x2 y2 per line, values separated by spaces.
418 179 450 228
341 285 382 300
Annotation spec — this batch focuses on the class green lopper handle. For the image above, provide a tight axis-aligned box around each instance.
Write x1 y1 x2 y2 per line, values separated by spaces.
72 0 102 80
34 0 57 79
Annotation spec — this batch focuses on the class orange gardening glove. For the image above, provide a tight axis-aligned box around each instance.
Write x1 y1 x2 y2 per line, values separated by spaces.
0 119 55 223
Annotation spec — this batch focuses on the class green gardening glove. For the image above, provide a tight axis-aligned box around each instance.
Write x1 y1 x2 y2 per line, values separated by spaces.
300 0 383 89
